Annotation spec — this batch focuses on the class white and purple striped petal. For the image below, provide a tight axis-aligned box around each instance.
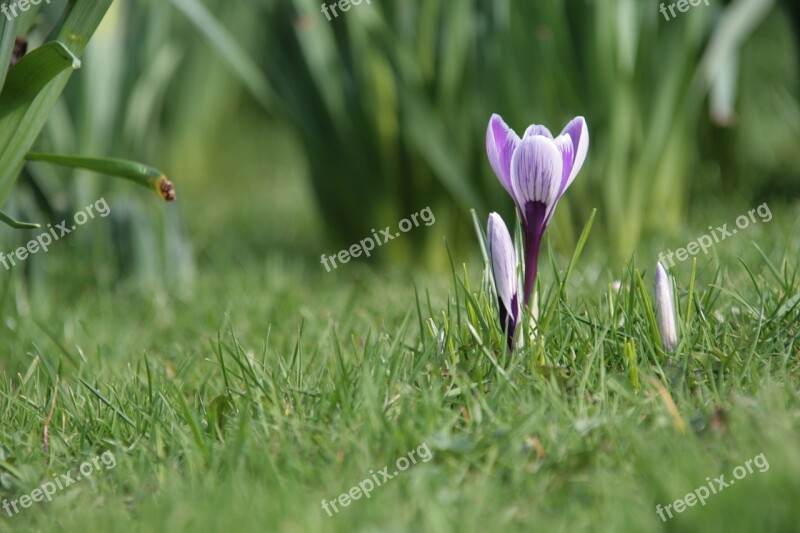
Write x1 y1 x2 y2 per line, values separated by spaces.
509 135 563 222
654 262 678 352
487 213 520 350
486 114 520 197
557 116 589 195
545 133 576 224
523 124 554 139
508 136 563 305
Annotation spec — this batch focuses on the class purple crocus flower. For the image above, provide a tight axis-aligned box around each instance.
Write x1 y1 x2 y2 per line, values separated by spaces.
486 114 589 306
487 213 520 350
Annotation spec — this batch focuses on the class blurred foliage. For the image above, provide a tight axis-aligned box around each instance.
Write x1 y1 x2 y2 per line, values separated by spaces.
3 0 268 291
0 0 112 217
255 0 799 260
723 6 800 198
4 0 799 280
17 0 196 291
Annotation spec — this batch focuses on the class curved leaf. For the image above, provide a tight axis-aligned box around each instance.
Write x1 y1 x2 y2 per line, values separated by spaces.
25 152 176 201
0 210 40 229
0 41 80 118
0 0 113 208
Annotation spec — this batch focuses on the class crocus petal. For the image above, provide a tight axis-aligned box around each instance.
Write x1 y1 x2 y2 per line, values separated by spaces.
509 136 563 221
523 124 553 139
487 213 519 349
558 116 589 191
487 213 518 318
546 133 575 221
654 262 678 352
509 137 562 307
486 114 520 196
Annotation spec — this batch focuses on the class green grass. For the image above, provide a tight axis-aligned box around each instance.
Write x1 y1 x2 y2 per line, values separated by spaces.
1 120 799 532
0 210 799 532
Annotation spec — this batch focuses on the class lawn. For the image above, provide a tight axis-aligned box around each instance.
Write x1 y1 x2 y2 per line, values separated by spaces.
2 2 800 532
1 119 799 532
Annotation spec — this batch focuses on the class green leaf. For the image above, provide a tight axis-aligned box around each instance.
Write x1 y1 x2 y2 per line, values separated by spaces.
26 152 176 201
0 8 20 92
47 0 114 57
0 0 113 208
0 42 80 117
0 210 40 229
0 41 79 205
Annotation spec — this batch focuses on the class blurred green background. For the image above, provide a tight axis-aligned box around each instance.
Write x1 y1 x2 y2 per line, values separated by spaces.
2 0 799 288
1 3 800 531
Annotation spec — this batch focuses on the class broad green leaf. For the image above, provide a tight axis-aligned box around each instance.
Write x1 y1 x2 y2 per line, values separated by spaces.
0 8 19 92
0 42 80 118
0 0 112 208
47 0 114 57
0 41 79 204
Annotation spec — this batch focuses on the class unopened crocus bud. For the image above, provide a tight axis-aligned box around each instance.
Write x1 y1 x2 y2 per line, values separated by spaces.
654 262 678 352
487 213 520 350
